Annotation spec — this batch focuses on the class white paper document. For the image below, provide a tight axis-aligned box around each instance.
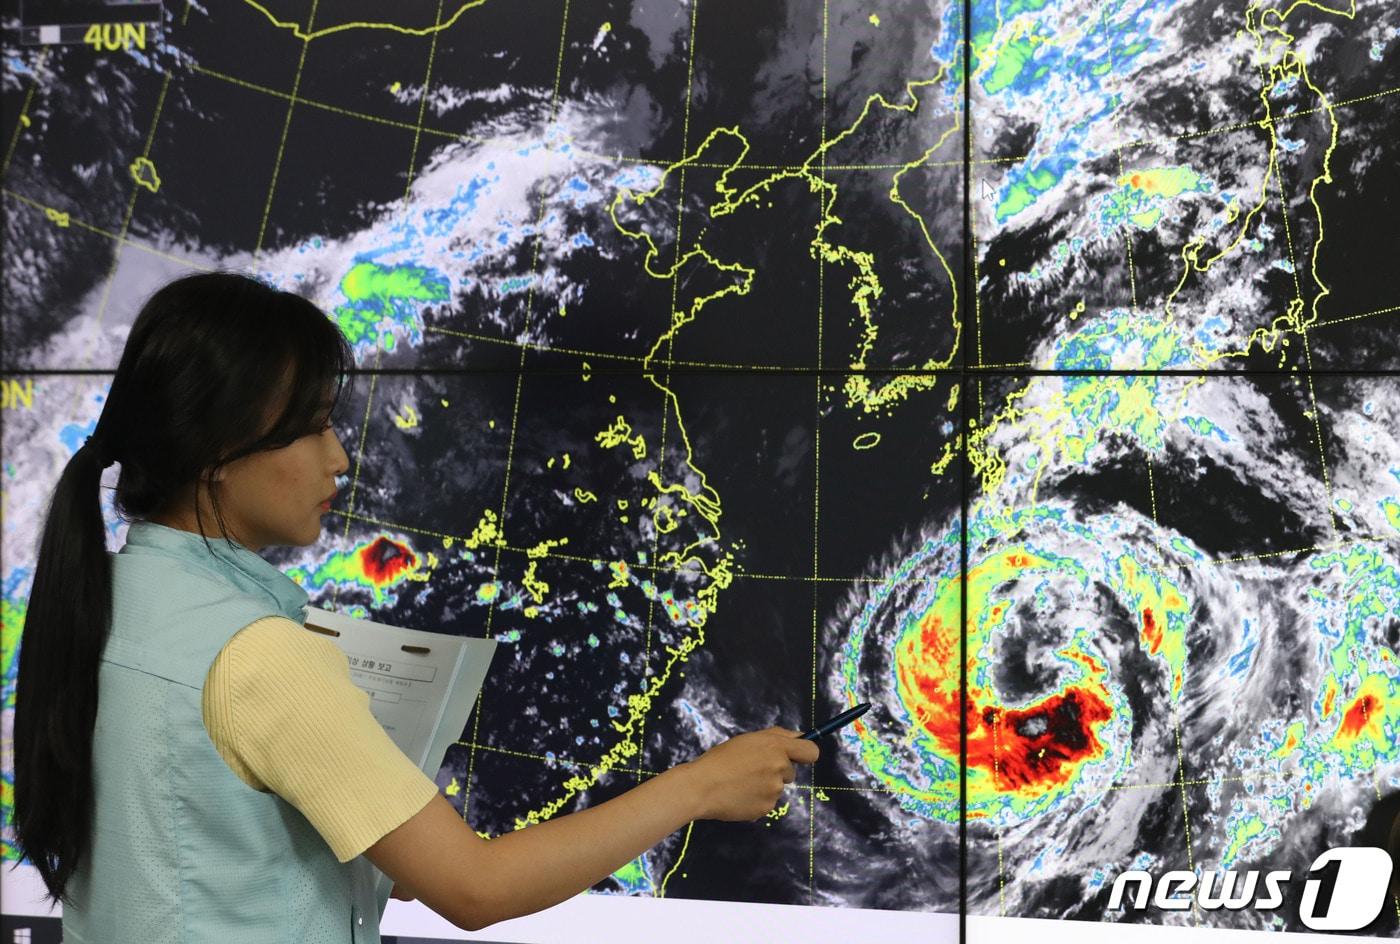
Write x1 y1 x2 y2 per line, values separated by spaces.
302 606 497 778
301 606 497 911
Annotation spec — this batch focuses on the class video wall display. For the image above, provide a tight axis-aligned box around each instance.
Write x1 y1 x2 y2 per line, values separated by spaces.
3 0 1397 937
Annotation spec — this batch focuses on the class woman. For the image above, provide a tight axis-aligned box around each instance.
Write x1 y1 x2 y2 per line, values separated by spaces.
11 272 818 941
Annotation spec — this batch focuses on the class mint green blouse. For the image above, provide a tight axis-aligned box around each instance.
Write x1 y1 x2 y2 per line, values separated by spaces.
61 521 389 943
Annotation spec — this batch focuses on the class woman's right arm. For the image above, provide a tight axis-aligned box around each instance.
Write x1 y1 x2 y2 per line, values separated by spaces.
363 728 819 932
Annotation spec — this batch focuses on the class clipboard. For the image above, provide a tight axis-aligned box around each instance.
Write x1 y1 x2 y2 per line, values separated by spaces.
301 606 497 909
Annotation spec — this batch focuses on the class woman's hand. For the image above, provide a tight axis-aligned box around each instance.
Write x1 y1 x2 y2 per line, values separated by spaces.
365 727 819 931
681 727 821 821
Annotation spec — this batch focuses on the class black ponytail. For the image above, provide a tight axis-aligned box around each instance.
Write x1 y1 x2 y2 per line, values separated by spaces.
10 441 115 903
9 272 351 903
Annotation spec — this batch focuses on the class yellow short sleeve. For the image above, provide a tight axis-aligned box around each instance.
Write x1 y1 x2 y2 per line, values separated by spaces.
202 616 440 862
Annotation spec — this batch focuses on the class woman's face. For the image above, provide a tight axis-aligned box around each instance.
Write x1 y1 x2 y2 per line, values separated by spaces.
211 421 350 551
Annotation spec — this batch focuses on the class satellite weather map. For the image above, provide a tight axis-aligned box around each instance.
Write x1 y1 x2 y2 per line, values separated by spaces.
2 0 1398 937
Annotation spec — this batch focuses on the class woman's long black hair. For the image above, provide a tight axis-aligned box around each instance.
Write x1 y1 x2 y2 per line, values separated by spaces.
9 272 352 903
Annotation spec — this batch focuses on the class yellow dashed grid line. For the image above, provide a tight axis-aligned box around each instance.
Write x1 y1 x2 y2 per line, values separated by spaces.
1268 132 1341 537
1 189 216 272
806 0 833 901
177 57 1398 177
1171 707 1200 922
334 0 447 618
1204 536 1387 566
632 0 704 788
1 49 50 177
311 510 1397 586
460 0 575 828
1098 4 1140 315
81 70 173 362
458 733 1348 812
1311 303 1399 329
251 0 319 260
1145 457 1160 524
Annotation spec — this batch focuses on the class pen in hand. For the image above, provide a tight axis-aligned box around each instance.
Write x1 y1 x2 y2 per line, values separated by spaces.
799 702 871 740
